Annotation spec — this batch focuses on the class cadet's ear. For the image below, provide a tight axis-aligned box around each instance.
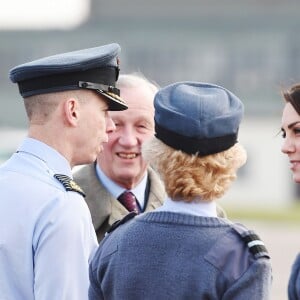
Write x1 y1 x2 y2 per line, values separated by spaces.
63 97 80 126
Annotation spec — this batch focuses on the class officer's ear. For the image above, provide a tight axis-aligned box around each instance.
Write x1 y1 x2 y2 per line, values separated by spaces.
63 97 80 126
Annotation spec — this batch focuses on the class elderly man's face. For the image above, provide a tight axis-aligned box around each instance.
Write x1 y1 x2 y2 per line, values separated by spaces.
97 84 155 189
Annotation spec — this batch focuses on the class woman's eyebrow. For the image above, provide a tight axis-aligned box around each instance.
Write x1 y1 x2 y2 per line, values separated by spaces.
288 121 300 129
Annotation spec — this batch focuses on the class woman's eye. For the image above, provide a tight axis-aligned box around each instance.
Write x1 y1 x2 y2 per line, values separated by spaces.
281 130 286 138
294 128 300 135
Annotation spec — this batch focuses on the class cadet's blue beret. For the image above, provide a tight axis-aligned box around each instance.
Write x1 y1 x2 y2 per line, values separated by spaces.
9 43 127 111
154 82 244 156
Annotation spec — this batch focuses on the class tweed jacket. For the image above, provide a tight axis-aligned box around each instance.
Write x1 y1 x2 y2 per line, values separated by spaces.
73 163 166 241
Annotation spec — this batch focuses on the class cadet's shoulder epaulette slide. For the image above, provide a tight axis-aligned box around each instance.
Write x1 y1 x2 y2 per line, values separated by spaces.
106 211 137 234
54 174 86 197
240 230 270 259
232 224 270 259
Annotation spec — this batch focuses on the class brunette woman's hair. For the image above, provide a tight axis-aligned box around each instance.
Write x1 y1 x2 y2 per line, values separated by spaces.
283 84 300 115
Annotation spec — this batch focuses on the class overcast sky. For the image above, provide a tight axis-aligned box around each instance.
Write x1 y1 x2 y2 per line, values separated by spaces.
0 0 90 30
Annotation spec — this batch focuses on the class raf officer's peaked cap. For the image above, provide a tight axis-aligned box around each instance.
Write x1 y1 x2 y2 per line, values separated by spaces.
9 43 127 111
154 81 244 156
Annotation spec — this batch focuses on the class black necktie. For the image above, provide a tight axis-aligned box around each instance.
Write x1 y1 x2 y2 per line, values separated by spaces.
118 191 140 214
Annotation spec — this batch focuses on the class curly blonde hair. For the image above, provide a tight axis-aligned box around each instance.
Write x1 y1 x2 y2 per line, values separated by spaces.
142 138 247 202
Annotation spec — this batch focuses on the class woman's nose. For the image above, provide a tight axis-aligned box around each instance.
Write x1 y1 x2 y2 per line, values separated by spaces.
281 136 295 154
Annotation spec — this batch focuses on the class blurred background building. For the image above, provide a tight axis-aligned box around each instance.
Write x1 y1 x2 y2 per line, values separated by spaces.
1 0 300 208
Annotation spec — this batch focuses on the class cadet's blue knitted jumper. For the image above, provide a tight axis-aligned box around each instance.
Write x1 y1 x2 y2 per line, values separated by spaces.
89 211 272 300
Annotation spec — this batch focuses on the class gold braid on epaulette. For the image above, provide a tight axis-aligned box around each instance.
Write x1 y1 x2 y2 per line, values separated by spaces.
54 174 86 197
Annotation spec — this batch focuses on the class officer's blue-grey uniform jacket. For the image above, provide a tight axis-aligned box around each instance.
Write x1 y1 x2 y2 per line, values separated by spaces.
288 253 300 300
0 138 98 300
89 211 272 300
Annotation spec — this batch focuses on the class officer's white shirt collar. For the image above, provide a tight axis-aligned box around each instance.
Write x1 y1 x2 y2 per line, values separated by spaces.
155 197 218 217
95 164 147 209
17 137 72 177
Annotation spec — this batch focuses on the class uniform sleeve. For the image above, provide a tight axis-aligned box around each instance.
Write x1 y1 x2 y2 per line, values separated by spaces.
32 192 98 300
223 258 272 300
88 261 104 300
88 227 121 300
288 253 300 300
204 224 272 300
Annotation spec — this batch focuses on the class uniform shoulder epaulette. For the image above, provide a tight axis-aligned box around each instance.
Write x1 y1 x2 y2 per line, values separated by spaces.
232 223 270 259
106 211 137 235
54 174 86 197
